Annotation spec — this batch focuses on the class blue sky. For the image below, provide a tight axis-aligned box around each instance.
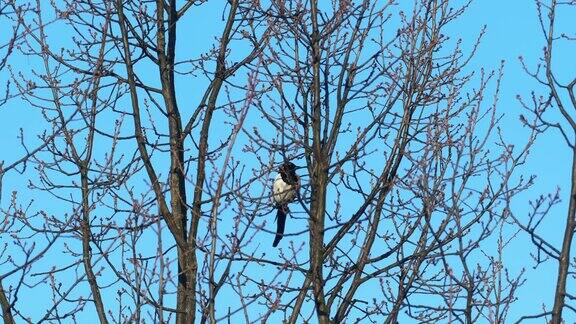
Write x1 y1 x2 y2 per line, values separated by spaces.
1 0 575 322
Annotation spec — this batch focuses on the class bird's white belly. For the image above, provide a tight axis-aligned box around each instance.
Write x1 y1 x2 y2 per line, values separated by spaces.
273 176 296 204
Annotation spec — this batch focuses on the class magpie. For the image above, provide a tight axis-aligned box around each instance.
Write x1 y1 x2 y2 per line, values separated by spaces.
272 162 300 247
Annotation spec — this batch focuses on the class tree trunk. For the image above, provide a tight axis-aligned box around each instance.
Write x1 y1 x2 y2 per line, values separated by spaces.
551 149 576 323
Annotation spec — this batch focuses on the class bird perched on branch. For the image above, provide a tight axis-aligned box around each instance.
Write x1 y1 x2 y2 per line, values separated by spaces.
272 162 300 247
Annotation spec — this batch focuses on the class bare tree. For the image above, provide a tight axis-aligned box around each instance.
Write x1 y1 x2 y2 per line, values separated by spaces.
246 1 536 322
514 0 576 322
0 0 537 323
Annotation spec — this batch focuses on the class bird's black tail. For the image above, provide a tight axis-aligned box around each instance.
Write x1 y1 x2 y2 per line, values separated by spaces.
273 206 288 247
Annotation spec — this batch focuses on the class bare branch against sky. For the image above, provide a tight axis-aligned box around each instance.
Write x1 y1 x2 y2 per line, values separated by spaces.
0 0 573 323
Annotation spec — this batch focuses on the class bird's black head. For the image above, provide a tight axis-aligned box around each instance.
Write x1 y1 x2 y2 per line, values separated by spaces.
279 162 298 185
